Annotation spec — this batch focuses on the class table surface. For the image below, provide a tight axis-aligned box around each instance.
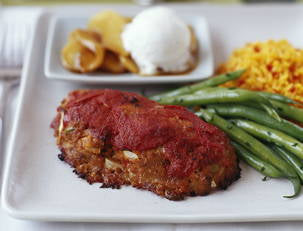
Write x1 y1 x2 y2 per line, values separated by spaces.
2 3 303 230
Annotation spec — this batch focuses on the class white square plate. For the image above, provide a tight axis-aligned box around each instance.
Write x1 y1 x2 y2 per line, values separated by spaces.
44 14 214 84
3 5 303 223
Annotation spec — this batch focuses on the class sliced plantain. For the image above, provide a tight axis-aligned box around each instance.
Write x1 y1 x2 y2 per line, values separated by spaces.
61 29 105 73
61 40 104 73
69 29 102 45
88 10 129 56
101 51 125 73
124 16 132 23
119 56 139 73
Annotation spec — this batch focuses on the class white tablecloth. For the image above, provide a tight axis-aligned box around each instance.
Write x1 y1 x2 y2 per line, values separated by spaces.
1 4 303 230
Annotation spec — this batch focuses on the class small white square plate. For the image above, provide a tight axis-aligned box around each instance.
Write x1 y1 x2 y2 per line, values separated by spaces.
44 14 214 84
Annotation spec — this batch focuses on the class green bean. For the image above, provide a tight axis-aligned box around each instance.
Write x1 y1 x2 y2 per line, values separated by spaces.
236 100 303 125
271 145 303 182
258 92 302 105
207 104 303 141
226 89 300 105
159 87 272 107
260 103 281 122
237 101 281 122
270 100 303 124
231 141 284 178
287 177 302 198
232 119 303 160
196 109 292 177
149 70 245 101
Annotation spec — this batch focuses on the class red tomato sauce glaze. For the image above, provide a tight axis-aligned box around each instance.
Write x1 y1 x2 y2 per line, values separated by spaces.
51 89 234 178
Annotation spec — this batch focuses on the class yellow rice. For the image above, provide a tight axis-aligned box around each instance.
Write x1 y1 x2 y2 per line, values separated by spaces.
218 40 303 104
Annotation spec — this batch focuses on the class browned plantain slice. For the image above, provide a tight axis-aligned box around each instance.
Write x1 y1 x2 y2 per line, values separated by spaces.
124 16 132 23
69 29 102 44
88 10 129 56
61 40 104 73
101 51 125 73
119 56 139 73
61 29 105 73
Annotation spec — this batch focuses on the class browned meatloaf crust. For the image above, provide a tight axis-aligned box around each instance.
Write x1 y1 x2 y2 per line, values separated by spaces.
51 89 240 200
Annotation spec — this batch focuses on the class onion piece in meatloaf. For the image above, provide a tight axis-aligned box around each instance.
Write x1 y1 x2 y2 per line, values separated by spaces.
51 89 240 200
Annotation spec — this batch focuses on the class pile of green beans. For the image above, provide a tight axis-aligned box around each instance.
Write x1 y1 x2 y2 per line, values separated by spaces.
151 70 303 198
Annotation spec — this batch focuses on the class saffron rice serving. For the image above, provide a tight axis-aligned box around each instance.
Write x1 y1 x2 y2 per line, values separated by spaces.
218 40 303 104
